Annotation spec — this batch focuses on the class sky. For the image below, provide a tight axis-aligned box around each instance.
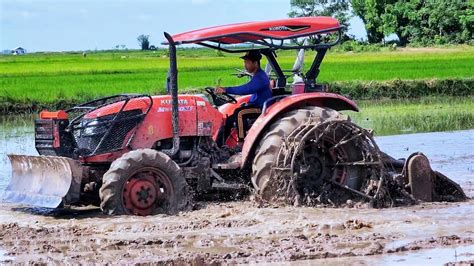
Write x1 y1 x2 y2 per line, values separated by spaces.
0 0 367 52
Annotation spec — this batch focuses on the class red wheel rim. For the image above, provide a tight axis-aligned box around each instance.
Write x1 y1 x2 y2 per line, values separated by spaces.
122 167 175 216
325 137 349 184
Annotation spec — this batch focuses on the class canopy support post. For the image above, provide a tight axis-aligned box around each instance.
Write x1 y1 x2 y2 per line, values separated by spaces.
305 48 327 92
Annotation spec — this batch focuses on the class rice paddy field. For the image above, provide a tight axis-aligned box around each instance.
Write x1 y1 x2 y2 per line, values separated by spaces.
0 46 473 135
348 97 473 135
1 46 473 265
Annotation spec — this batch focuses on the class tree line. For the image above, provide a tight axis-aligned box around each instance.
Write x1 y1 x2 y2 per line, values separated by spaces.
136 1 473 50
289 0 473 46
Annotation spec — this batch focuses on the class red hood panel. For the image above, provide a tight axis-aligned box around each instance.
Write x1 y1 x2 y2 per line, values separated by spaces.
84 97 156 119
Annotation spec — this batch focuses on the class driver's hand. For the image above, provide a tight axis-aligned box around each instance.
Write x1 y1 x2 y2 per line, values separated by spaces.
215 87 226 94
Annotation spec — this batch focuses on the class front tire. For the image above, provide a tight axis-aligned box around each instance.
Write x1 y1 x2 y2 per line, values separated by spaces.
99 149 189 215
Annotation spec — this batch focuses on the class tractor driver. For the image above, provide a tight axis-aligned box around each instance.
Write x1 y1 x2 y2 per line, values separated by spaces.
215 50 272 146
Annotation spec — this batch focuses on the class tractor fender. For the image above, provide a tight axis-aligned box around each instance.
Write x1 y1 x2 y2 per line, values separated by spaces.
240 92 358 168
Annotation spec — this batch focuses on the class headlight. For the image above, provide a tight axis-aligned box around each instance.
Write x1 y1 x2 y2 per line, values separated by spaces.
80 116 113 136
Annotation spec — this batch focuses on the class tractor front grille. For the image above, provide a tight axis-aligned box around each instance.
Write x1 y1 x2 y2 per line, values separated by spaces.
72 110 144 156
35 119 55 156
35 118 75 157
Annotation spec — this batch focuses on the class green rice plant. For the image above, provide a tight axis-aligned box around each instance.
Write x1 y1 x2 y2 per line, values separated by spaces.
347 96 474 135
0 46 472 111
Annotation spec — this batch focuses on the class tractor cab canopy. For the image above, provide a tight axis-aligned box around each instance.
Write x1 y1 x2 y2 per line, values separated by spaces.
163 16 341 49
163 17 344 92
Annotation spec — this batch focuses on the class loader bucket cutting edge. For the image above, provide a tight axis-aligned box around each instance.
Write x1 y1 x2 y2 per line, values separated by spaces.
2 155 82 208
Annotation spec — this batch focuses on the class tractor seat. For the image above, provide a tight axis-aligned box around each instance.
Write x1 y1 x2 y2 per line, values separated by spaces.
271 86 288 96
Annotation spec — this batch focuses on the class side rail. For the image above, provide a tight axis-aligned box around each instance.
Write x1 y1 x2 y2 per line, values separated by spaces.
67 94 148 117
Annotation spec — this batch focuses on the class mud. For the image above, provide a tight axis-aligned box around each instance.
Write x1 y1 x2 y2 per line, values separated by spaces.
0 200 473 264
0 120 473 264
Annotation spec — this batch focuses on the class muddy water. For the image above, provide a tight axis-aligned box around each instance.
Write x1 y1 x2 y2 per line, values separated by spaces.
0 116 36 192
0 117 473 264
376 130 474 197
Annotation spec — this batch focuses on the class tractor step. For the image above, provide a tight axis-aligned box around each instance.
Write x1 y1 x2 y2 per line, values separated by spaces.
212 153 241 170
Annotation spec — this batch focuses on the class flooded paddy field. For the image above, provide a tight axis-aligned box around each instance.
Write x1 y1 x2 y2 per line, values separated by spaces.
0 117 472 264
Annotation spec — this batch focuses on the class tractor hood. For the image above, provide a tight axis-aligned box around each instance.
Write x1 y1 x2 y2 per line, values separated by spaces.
83 94 211 119
84 96 155 119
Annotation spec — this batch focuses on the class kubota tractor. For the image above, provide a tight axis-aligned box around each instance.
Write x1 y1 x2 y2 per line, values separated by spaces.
3 17 466 215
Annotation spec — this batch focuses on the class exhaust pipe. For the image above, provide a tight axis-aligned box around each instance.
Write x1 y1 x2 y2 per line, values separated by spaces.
163 32 180 157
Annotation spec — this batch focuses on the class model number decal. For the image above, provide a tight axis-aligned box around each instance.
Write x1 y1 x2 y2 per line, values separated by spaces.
157 106 194 112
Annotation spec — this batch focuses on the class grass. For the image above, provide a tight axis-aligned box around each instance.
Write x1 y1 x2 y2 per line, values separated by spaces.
0 46 473 105
331 78 473 99
0 97 471 137
347 96 474 135
0 46 472 135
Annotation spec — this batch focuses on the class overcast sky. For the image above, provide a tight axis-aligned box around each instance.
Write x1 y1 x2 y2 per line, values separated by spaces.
1 0 367 52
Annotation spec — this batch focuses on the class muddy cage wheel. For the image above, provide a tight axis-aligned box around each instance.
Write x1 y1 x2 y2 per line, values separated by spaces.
252 106 384 205
99 149 189 216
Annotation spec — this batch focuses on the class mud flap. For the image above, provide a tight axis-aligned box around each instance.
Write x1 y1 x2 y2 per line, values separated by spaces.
2 155 83 208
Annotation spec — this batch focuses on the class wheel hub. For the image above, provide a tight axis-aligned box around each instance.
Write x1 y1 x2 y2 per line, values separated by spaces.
123 176 158 212
122 169 174 216
299 154 325 182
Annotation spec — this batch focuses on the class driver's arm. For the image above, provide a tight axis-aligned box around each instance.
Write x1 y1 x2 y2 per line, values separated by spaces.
225 75 264 95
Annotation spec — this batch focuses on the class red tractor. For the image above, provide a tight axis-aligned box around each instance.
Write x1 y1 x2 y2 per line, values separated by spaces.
4 17 466 215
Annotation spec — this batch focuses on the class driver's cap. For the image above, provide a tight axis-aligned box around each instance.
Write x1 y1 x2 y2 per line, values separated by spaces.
240 50 262 62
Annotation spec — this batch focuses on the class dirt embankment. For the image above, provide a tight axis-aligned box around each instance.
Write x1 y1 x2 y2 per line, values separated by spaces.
1 199 473 264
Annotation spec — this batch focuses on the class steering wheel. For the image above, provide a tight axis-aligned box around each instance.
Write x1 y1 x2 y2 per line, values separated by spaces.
205 87 238 106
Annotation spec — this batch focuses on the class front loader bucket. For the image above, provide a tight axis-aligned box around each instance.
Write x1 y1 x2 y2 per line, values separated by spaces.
2 155 83 208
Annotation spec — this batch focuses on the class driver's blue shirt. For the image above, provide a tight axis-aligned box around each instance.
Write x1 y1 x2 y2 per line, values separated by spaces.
225 68 272 108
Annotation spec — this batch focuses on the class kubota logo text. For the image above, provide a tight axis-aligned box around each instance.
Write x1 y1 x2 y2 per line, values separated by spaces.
160 99 188 105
